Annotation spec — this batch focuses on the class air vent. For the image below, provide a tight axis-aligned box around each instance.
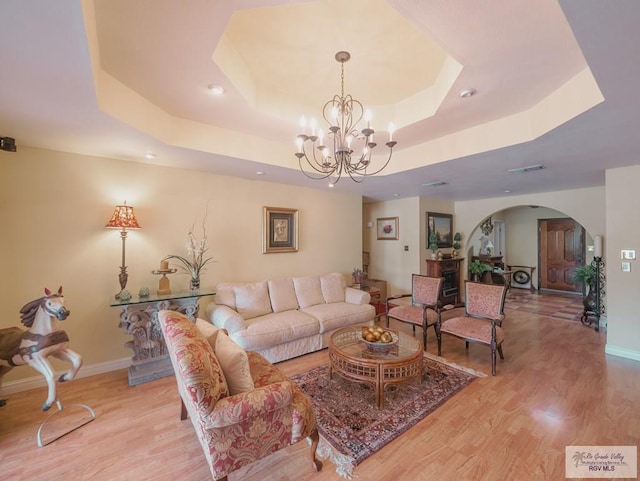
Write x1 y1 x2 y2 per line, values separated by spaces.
508 165 543 173
421 181 447 187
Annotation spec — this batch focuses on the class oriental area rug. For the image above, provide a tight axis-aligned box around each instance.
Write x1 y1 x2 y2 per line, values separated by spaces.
290 354 483 478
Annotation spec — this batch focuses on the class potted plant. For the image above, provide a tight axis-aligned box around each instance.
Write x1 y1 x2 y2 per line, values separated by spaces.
428 231 438 260
452 232 462 258
469 260 491 282
352 267 363 284
571 264 598 312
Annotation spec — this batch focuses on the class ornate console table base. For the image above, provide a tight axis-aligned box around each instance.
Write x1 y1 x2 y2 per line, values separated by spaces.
111 292 214 386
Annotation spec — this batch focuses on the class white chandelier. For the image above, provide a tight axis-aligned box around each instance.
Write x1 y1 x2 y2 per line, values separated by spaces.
295 51 397 184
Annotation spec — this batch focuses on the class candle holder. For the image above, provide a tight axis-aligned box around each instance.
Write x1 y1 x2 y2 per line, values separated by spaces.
152 266 177 295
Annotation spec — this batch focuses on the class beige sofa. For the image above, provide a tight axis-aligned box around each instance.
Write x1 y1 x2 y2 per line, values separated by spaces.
206 272 375 363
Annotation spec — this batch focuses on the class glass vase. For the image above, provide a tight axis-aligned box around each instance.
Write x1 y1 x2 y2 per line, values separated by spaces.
190 276 200 291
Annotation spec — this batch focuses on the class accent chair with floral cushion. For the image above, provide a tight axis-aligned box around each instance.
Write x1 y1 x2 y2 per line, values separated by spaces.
438 281 507 375
158 310 321 481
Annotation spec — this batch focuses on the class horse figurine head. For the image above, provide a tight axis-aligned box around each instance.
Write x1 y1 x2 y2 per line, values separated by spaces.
1 286 82 411
19 286 70 327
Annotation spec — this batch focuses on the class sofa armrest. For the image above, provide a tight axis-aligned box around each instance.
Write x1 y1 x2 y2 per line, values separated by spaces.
206 303 246 334
345 286 370 304
203 380 293 429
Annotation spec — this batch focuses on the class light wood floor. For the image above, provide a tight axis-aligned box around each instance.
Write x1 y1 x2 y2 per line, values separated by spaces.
1 304 639 481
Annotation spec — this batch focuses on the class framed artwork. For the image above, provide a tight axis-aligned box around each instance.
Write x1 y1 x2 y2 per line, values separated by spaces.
263 206 298 253
426 212 453 248
376 217 399 240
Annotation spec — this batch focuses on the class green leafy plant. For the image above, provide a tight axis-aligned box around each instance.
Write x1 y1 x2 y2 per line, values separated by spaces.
352 267 363 277
469 260 492 275
453 232 462 250
571 265 596 286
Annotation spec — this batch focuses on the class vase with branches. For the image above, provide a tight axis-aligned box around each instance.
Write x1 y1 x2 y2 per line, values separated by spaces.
165 217 215 290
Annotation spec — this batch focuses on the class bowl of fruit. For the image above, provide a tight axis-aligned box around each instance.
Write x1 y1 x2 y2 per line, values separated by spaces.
360 326 398 350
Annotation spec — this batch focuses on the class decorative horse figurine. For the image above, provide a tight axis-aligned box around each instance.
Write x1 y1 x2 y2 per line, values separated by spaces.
0 287 82 411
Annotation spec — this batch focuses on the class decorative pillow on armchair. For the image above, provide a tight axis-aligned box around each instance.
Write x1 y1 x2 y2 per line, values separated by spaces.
160 312 229 411
195 318 254 395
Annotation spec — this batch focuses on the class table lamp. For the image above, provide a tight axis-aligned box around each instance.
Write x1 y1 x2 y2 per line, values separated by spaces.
105 201 141 299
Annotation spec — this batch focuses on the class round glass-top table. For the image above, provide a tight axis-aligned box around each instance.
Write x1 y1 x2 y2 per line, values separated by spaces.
328 326 423 408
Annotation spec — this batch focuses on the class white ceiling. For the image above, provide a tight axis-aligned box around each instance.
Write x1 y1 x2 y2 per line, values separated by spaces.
1 0 639 203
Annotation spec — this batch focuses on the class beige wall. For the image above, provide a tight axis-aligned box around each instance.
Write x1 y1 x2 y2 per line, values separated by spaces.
604 166 640 359
363 197 454 296
0 147 363 383
363 197 420 296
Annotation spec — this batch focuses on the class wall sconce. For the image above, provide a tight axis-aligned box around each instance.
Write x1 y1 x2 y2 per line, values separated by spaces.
105 202 141 299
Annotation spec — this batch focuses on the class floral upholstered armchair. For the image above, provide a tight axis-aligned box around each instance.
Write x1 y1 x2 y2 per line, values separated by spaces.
158 310 321 481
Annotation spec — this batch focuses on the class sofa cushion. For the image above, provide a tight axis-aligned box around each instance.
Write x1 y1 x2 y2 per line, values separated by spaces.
320 273 346 303
214 283 239 310
268 278 299 313
301 302 376 333
159 311 229 410
293 276 325 308
230 310 319 351
234 281 272 319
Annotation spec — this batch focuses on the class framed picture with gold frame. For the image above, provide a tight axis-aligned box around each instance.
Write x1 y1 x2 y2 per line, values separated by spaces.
263 206 298 253
376 217 399 240
426 212 453 248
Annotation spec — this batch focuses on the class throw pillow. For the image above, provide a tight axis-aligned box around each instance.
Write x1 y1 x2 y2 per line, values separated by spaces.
195 318 220 348
293 276 325 308
215 332 255 395
320 272 346 303
268 277 299 313
234 281 272 319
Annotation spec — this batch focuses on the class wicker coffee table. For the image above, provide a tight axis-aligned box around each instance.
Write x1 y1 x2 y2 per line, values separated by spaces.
328 326 423 408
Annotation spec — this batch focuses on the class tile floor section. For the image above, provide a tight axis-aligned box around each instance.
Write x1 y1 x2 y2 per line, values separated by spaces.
504 288 585 322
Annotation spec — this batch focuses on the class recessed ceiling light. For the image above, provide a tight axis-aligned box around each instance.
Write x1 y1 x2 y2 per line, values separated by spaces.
458 88 477 98
504 190 511 193
422 181 447 187
256 171 264 176
144 152 156 159
208 84 225 95
393 193 399 197
328 183 335 188
508 164 543 173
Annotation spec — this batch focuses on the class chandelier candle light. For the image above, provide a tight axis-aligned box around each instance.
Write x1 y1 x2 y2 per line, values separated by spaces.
295 51 397 183
105 201 141 299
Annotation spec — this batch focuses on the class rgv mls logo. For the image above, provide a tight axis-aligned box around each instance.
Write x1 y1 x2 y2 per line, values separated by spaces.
566 446 637 478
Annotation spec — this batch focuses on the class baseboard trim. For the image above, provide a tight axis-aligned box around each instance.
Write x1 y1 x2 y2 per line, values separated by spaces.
1 357 131 395
605 344 640 362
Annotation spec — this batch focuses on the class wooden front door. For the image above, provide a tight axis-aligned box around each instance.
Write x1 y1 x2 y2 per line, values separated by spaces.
539 218 584 293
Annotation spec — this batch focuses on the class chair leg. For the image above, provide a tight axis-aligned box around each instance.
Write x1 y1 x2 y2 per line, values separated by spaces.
433 322 442 356
422 325 427 351
180 398 188 421
491 346 497 376
497 344 504 360
435 323 442 356
386 315 390 328
308 428 323 472
465 340 470 350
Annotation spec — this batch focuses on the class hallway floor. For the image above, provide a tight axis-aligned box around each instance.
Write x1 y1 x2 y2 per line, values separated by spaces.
505 288 586 323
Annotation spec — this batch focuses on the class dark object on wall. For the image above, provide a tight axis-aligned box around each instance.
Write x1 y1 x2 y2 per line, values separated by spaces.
0 137 17 152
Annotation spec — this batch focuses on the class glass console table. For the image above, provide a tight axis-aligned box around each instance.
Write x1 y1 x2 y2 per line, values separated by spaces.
110 290 215 386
